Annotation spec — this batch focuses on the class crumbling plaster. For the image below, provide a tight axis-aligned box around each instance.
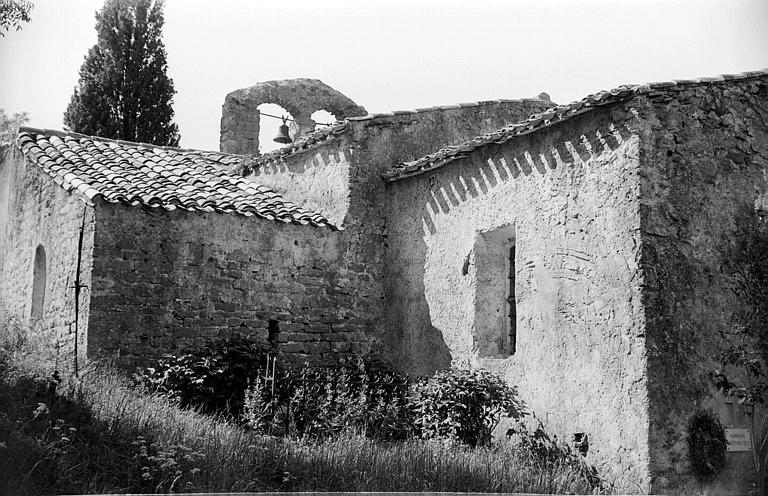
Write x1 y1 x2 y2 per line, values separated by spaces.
0 148 94 371
239 100 553 375
385 104 650 492
248 137 353 227
241 99 553 229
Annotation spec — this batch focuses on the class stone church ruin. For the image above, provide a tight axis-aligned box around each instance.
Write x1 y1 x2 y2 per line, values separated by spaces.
2 71 767 494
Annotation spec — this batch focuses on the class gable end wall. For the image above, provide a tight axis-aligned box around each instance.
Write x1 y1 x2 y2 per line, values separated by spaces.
385 103 650 492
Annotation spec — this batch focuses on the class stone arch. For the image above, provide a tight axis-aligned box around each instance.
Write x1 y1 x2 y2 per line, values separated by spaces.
220 78 367 155
257 102 297 154
310 109 336 129
31 244 46 319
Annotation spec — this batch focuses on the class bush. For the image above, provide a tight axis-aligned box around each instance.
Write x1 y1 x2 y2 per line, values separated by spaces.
134 335 269 417
244 365 527 446
515 423 603 490
410 368 525 446
1 340 606 494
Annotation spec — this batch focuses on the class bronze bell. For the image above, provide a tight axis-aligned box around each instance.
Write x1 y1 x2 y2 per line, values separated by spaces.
273 116 292 144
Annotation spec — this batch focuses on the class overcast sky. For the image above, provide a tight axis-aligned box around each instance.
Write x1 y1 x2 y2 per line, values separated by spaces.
1 0 767 152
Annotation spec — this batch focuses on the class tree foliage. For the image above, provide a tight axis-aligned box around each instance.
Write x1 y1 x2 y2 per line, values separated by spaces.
729 206 768 363
0 0 33 36
0 109 29 151
63 0 179 146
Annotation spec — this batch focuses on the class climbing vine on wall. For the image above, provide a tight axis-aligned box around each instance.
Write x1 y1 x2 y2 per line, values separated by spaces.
687 409 727 479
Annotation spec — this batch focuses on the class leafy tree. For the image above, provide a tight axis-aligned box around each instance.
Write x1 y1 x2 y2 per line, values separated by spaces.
0 109 29 150
63 0 179 146
0 0 33 36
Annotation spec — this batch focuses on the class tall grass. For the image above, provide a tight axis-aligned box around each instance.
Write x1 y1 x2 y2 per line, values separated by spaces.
1 312 607 494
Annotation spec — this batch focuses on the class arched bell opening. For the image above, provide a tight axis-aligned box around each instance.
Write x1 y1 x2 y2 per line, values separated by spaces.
310 109 338 131
220 79 367 156
257 103 296 154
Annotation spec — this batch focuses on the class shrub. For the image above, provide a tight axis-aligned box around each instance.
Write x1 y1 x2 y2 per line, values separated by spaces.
515 422 603 490
410 368 525 446
1 343 605 494
134 335 269 417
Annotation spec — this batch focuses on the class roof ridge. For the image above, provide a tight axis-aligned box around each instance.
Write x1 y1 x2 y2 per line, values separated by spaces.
347 97 550 122
17 126 243 159
383 68 768 182
247 98 551 169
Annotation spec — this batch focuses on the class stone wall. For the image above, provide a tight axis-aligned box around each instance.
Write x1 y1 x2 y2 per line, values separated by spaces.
638 76 768 494
220 79 367 155
87 202 379 368
385 104 650 492
0 148 95 371
243 98 552 370
249 137 352 227
243 100 552 226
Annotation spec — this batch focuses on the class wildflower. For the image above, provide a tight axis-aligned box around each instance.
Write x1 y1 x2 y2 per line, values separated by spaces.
32 403 49 418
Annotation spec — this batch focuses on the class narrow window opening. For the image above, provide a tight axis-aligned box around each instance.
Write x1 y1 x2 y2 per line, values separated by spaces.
268 320 280 346
31 245 47 320
473 224 517 357
507 244 517 355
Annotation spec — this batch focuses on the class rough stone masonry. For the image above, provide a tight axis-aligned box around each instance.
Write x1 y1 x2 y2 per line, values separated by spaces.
1 72 767 495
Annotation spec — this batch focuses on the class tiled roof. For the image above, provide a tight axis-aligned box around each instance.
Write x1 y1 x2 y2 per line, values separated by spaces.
16 127 338 229
384 69 768 182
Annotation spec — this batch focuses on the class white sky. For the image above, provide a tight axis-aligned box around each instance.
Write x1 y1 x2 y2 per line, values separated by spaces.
1 0 767 152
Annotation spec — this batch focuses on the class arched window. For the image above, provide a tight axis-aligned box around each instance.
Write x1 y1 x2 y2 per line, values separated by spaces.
31 245 46 319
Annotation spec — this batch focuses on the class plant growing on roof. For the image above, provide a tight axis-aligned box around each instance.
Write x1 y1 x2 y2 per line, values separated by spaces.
63 0 179 146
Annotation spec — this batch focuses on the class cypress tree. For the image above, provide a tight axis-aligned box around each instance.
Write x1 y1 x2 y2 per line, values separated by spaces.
64 0 179 146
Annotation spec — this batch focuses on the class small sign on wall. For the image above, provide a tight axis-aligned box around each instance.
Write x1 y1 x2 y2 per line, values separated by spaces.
726 429 752 452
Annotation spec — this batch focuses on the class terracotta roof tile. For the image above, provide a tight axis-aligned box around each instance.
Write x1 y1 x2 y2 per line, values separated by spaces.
16 127 339 230
384 68 768 182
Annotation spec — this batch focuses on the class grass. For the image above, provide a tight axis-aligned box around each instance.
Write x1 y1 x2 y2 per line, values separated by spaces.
0 313 607 494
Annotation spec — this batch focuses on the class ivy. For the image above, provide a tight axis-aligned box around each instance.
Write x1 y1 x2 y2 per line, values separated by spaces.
687 409 727 480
